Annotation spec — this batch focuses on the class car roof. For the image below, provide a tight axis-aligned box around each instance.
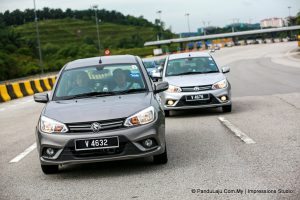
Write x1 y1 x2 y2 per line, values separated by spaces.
168 52 211 60
65 55 138 70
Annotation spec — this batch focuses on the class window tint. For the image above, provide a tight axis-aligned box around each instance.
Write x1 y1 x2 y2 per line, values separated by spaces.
166 57 219 76
55 64 146 99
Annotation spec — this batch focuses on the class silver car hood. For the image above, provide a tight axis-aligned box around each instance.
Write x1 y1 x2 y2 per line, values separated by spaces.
43 93 152 123
164 73 225 87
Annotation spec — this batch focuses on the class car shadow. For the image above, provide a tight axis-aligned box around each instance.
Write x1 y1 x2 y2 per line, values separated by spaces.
168 107 223 118
167 99 249 118
54 157 171 179
46 131 200 179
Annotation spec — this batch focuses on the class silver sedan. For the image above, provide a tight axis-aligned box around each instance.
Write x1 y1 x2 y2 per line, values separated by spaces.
153 52 232 116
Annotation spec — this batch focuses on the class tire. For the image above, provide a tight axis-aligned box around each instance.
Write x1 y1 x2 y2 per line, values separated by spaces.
222 104 232 113
41 164 59 174
153 146 168 164
164 110 170 117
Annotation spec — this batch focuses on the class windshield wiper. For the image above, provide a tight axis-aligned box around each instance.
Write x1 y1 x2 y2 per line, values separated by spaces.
174 71 205 76
64 91 117 100
64 89 147 100
114 88 147 95
205 71 219 73
170 71 219 76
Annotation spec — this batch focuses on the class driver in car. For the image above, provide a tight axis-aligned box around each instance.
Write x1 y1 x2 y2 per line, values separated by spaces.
112 68 140 91
68 71 93 95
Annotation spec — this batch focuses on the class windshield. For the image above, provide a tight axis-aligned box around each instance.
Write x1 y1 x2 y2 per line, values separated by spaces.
143 61 158 69
165 57 219 76
54 64 147 100
143 58 165 69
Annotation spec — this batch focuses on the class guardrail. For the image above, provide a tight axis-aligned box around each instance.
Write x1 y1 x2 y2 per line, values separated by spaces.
0 76 57 102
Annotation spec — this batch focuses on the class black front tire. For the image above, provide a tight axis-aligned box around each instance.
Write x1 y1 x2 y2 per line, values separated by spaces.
153 147 168 164
41 164 59 174
164 110 170 117
222 104 232 113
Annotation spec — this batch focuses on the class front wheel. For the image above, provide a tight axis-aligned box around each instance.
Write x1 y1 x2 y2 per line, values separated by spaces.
41 164 59 174
222 104 232 113
164 110 170 117
153 146 168 164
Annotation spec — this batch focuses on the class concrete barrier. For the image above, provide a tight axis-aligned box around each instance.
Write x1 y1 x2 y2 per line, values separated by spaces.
0 76 57 102
0 85 11 102
24 81 34 95
11 83 23 98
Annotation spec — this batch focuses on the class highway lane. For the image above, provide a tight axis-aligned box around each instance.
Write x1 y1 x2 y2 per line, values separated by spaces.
0 42 299 200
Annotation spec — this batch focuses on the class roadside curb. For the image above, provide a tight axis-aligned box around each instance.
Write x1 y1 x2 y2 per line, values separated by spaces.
0 76 57 103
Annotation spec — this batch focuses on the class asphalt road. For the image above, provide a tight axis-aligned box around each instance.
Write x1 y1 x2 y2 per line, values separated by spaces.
0 42 299 200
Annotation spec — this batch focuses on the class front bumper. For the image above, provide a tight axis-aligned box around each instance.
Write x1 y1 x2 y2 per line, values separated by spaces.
161 87 231 110
36 116 165 165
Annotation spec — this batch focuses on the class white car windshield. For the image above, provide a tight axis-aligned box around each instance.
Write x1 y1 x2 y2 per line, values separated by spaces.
166 57 219 76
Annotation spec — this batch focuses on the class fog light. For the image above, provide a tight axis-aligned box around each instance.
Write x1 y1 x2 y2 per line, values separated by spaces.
220 96 227 101
46 148 55 156
143 139 153 148
167 100 174 105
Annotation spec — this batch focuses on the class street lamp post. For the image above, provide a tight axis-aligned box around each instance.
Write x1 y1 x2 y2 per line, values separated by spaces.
231 18 239 32
202 21 206 35
156 10 162 40
185 13 191 34
92 5 101 55
231 18 235 32
202 21 210 35
287 6 292 27
33 0 43 74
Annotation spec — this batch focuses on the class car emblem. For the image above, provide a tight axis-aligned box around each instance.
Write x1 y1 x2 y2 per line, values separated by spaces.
194 87 200 91
91 122 102 133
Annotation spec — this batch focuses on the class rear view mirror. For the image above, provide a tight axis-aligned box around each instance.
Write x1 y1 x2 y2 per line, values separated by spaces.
222 66 230 73
34 93 49 103
151 69 162 80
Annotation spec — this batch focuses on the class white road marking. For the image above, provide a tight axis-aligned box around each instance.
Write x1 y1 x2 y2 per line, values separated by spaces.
218 117 256 144
9 143 37 163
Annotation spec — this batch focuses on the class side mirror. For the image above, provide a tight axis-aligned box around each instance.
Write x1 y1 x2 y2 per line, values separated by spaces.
154 81 169 94
151 70 162 79
157 65 163 72
222 66 230 73
34 93 49 103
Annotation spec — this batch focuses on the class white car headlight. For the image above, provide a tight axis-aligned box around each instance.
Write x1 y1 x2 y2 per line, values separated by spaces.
124 106 155 127
166 85 182 93
212 79 227 90
40 116 68 133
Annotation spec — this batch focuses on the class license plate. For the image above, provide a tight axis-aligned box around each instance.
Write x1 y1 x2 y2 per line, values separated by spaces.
75 136 119 151
186 94 209 101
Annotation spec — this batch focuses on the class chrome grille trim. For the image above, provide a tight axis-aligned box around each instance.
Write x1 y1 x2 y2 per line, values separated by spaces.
181 85 212 92
67 119 125 133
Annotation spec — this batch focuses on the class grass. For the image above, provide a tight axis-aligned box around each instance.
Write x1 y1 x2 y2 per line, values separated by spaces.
14 18 159 51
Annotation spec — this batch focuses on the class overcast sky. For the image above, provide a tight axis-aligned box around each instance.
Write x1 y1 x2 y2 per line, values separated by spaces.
0 0 299 33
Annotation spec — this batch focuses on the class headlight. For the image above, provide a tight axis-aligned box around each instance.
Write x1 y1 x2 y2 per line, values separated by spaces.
124 106 155 127
166 85 182 93
40 116 68 133
212 79 227 90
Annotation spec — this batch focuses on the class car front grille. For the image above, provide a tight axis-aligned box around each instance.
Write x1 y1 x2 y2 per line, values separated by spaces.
67 118 125 133
181 85 212 92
